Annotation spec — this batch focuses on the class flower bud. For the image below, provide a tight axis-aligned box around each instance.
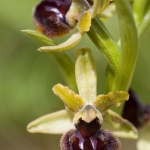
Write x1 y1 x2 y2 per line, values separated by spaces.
122 90 150 128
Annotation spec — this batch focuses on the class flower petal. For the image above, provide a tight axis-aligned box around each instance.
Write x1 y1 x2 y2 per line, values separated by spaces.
53 84 85 113
27 110 74 134
21 29 56 46
102 110 138 139
75 48 97 103
93 91 129 113
77 11 91 33
38 31 84 52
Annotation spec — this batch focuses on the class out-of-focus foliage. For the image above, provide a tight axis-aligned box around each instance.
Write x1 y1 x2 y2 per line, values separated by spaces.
0 0 150 150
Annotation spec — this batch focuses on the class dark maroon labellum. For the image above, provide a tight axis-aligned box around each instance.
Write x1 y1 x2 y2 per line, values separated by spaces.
33 0 72 38
75 117 101 138
122 89 150 128
60 118 121 150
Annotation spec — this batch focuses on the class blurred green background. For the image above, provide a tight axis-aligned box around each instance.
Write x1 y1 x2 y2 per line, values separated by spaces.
0 0 150 150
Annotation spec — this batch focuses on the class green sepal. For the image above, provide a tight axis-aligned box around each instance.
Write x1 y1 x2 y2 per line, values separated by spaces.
102 110 138 139
75 48 97 103
38 31 84 52
21 29 56 46
27 110 74 134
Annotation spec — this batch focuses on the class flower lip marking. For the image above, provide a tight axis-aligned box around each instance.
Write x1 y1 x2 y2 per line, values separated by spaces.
33 0 72 38
61 128 121 150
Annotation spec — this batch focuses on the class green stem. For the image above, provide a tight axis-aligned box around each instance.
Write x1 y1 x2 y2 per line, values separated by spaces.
87 17 120 73
112 0 138 92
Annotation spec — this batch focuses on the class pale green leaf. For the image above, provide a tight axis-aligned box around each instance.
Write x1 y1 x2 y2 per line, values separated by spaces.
38 31 84 52
53 84 85 113
112 0 138 91
27 110 74 134
102 110 138 139
93 91 129 113
75 48 97 103
21 29 56 46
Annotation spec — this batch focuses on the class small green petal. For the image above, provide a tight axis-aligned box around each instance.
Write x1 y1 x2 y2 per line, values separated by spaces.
53 84 85 113
137 123 150 150
38 31 84 52
21 29 56 46
102 110 138 139
27 110 74 134
93 91 129 113
77 11 91 33
92 0 111 18
75 48 97 103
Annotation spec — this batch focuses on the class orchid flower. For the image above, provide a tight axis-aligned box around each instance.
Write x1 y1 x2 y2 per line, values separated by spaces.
27 48 137 149
22 0 113 52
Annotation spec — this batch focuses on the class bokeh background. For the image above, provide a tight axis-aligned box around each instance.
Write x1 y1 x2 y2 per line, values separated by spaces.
0 0 150 150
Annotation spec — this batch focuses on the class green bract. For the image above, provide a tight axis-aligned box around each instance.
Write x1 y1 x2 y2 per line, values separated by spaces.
27 48 138 139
